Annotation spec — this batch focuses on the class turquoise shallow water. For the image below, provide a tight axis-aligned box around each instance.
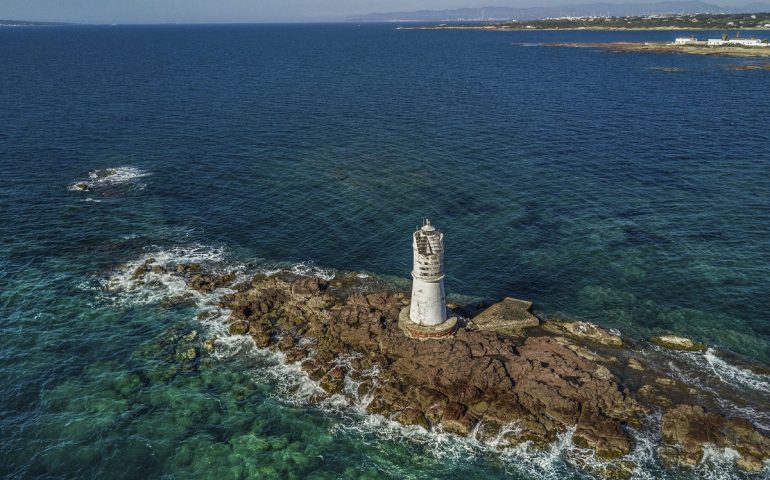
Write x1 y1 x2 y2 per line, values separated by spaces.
1 24 769 479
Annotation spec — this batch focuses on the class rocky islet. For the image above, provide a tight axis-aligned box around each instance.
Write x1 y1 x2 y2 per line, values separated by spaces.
131 261 770 478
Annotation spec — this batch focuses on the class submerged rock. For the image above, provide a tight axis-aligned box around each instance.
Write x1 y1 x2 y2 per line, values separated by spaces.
92 168 117 178
130 258 159 280
543 319 623 347
650 335 707 352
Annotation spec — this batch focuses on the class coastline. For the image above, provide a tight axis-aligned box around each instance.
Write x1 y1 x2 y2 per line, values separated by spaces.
125 256 770 478
402 26 770 31
542 41 770 57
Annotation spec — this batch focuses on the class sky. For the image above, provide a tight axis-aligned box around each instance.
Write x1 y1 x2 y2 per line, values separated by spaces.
0 0 754 23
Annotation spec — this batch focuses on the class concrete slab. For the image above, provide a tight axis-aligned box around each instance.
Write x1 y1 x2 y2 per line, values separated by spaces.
399 306 457 340
470 297 540 336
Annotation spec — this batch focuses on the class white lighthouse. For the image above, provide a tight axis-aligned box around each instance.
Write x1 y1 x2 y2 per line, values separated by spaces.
399 219 457 339
410 219 447 326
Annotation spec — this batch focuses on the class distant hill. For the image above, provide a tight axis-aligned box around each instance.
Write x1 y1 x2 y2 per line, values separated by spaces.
0 19 70 26
347 1 770 22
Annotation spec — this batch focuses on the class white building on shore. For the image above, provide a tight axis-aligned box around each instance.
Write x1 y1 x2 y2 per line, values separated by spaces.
672 35 769 47
707 37 767 46
674 37 704 45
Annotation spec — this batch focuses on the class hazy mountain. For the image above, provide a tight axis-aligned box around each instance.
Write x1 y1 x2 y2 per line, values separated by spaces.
347 1 770 22
0 19 69 26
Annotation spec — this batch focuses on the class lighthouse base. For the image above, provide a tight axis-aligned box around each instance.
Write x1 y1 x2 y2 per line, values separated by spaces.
399 306 458 340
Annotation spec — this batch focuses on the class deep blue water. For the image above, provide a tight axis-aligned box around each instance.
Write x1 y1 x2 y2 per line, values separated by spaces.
1 24 769 479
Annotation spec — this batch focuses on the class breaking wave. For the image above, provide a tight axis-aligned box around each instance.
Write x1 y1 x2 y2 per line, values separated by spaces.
702 349 770 394
659 347 770 431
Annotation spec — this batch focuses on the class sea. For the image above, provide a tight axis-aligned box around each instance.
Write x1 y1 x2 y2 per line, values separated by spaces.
1 24 769 479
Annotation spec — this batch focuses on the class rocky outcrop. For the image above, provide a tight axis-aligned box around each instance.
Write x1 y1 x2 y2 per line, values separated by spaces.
128 263 770 477
215 272 644 461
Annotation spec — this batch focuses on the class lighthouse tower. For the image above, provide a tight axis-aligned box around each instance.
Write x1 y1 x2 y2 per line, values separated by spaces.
399 219 457 339
410 219 447 326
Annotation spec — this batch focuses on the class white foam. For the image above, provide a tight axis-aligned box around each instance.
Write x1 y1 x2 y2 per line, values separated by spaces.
68 166 150 192
98 244 232 308
695 445 746 480
702 348 770 394
658 346 770 397
671 348 770 427
289 262 337 281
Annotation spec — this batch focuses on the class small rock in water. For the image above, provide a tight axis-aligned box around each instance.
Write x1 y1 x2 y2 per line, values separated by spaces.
92 168 117 178
543 319 623 347
650 335 706 352
176 263 202 274
203 338 217 353
651 66 686 73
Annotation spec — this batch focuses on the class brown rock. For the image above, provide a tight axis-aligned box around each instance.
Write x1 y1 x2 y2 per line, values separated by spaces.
189 272 236 294
228 321 249 335
440 402 474 435
660 404 770 472
176 263 201 274
397 408 429 429
573 408 632 459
